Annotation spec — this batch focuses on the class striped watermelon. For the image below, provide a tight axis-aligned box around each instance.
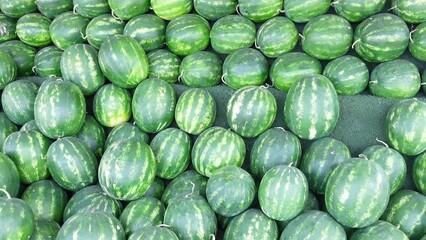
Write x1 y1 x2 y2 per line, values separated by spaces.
76 115 106 157
0 51 17 89
47 137 98 191
21 180 68 223
73 0 110 19
0 153 20 197
104 122 149 149
0 14 17 43
49 12 90 50
0 0 37 18
93 84 131 127
284 74 340 140
238 0 282 22
20 119 39 132
150 128 191 179
194 0 237 20
147 49 181 83
414 152 426 194
333 0 386 22
86 14 125 49
410 22 426 61
351 220 409 240
392 0 426 23
3 130 51 184
143 178 164 199
119 197 165 235
223 48 268 89
179 51 222 87
353 13 409 62
166 14 210 56
129 226 179 240
30 220 60 240
175 88 217 135
150 0 192 20
124 14 165 52
36 0 73 19
210 15 256 54
108 0 149 20
132 78 176 133
206 166 255 217
325 158 390 228
381 190 426 239
0 113 17 150
16 13 51 47
270 52 322 92
164 195 217 240
386 99 426 156
0 40 36 76
34 46 63 77
192 127 246 177
284 0 331 23
99 139 156 201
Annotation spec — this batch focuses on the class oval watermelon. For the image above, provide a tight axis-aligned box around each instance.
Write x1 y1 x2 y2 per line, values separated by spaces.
147 49 181 83
0 153 20 197
0 193 35 240
124 14 166 52
104 122 149 149
151 0 192 21
33 46 63 77
16 13 52 47
73 0 110 19
36 0 72 19
76 115 106 157
194 0 237 20
0 40 36 76
414 152 426 195
49 12 90 50
108 0 149 21
409 22 426 61
179 51 222 87
85 14 125 49
284 0 331 23
333 0 386 22
93 84 131 128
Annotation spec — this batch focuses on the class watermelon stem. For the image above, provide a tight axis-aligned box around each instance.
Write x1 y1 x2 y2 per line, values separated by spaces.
111 11 124 24
236 4 241 16
0 189 11 199
255 39 260 49
178 71 184 82
157 224 172 228
210 234 216 240
185 182 196 198
80 32 87 40
276 127 286 132
330 1 339 7
351 39 360 49
278 9 285 13
375 138 389 148
370 80 378 84
420 83 426 86
409 29 418 43
73 4 78 14
298 33 305 41
388 6 398 11
358 154 368 160
32 66 37 75
221 74 228 86
260 83 271 89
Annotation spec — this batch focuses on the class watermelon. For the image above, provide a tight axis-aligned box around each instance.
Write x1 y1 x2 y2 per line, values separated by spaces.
20 119 39 132
104 122 149 149
147 49 181 83
210 15 256 54
238 0 282 22
119 197 165 235
386 99 426 156
34 78 86 138
3 130 51 184
33 46 63 77
175 88 217 135
0 0 37 18
29 220 60 240
351 220 409 240
409 22 426 61
256 16 298 58
86 14 125 49
143 178 164 199
164 195 217 240
57 212 125 240
36 0 73 19
128 226 179 240
414 152 426 195
0 14 17 43
99 139 156 201
224 209 278 240
392 0 426 23
223 48 268 89
194 0 237 20
0 113 17 150
353 13 409 62
300 137 351 194
270 52 322 92
132 78 176 133
0 40 36 76
192 127 246 177
124 14 166 52
0 153 20 198
423 69 426 94
179 51 222 87
108 0 149 20
47 137 98 191
284 0 331 23
49 12 90 50
99 35 149 88
21 180 68 223
76 115 106 157
381 190 426 239
333 0 386 22
16 13 51 47
280 210 346 240
166 14 210 56
250 127 302 179
325 158 390 228
0 51 18 89
284 74 340 140
73 0 110 19
150 0 192 21
93 84 131 127
63 185 122 221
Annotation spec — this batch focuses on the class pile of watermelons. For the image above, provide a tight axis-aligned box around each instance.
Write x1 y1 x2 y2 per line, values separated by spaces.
1 0 426 239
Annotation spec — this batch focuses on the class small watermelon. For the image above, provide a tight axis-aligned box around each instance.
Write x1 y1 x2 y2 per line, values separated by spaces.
284 0 331 23
147 49 181 83
0 153 20 197
124 14 166 52
194 0 237 20
108 0 149 20
49 12 90 50
351 220 409 240
0 40 36 76
85 14 125 49
73 0 110 19
0 51 18 89
33 46 63 77
104 122 149 149
333 0 386 22
36 0 72 19
76 115 106 157
0 113 17 150
414 152 426 195
179 51 222 87
93 84 131 128
16 13 52 47
0 14 17 43
410 22 426 61
29 220 60 240
150 0 192 21
0 0 37 18
238 0 282 22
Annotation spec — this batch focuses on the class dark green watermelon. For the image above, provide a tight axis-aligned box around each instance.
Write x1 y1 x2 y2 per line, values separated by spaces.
36 0 73 19
351 220 409 240
0 14 17 43
73 0 110 19
33 46 63 77
76 116 105 157
414 151 426 195
147 49 181 83
29 220 60 240
143 178 164 199
409 22 426 61
128 226 179 240
0 40 36 76
392 0 426 23
194 0 237 20
124 14 166 52
104 122 149 149
333 0 386 22
0 0 37 18
16 13 52 47
49 12 90 50
0 112 17 150
0 51 18 89
0 193 35 240
179 51 222 87
85 14 125 49
0 152 20 197
109 0 150 20
93 84 131 127
238 0 282 22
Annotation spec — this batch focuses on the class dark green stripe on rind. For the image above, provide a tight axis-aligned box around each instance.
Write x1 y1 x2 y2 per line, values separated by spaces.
147 49 181 83
108 0 150 21
143 177 164 199
414 152 426 194
238 0 283 22
49 12 90 50
124 14 165 52
104 122 149 149
0 51 17 89
0 14 17 43
0 40 36 77
392 0 426 23
179 51 222 87
194 0 237 21
86 14 125 49
16 13 51 47
36 0 73 19
351 220 409 240
333 0 386 22
93 84 131 127
34 46 63 77
73 0 110 19
76 115 106 157
150 0 193 21
29 220 60 240
0 152 20 197
284 0 331 23
0 197 35 240
0 0 37 18
0 113 17 150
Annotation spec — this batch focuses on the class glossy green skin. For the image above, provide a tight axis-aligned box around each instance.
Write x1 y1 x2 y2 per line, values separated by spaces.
34 46 63 77
284 0 331 23
354 13 409 62
256 16 298 58
284 74 340 140
132 78 176 133
161 170 208 206
36 0 73 19
104 122 149 149
238 0 282 22
57 212 125 240
49 12 90 50
93 84 131 127
151 0 192 21
129 226 179 240
0 0 37 18
270 52 322 92
108 0 149 20
280 210 345 240
192 127 246 177
410 22 426 61
300 137 351 194
0 197 35 240
119 197 165 235
166 14 210 56
175 88 217 135
302 14 353 60
333 0 386 22
0 51 17 89
3 131 51 184
20 120 39 132
179 51 222 87
22 180 68 223
223 48 268 89
392 0 426 23
16 13 51 47
381 190 426 239
73 0 110 19
414 152 426 195
0 113 17 150
351 220 408 240
47 137 98 191
150 128 191 179
29 220 60 240
1 79 38 125
76 115 106 157
0 14 17 43
63 185 122 221
370 59 420 99
326 158 390 228
386 99 426 156
86 14 124 49
164 195 217 240
124 14 165 52
0 40 36 76
147 49 181 83
227 86 277 137
34 79 86 139
224 209 278 240
143 178 164 199
0 153 20 197
210 15 256 54
194 0 237 20
206 166 255 217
